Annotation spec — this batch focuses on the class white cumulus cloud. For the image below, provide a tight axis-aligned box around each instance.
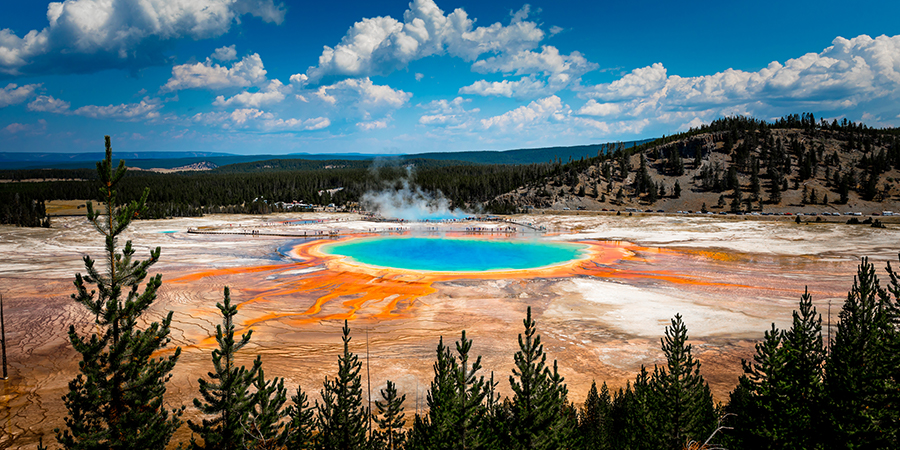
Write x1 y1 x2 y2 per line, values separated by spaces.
192 107 330 131
25 93 164 122
0 0 286 75
289 73 309 86
305 0 544 83
27 95 71 113
461 46 597 98
472 45 597 80
583 62 668 101
264 116 331 131
0 83 41 108
481 95 569 130
459 77 546 98
576 99 622 117
2 119 47 135
357 119 389 130
73 98 162 121
418 96 479 126
163 52 268 92
314 77 412 110
212 45 238 62
213 80 288 108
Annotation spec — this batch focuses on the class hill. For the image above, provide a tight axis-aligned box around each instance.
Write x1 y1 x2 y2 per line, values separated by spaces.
493 115 900 215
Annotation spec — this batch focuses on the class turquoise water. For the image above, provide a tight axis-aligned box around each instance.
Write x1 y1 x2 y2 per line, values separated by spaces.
321 237 587 272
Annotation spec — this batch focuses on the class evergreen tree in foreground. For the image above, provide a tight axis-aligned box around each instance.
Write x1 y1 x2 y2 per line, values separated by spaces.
778 288 826 448
729 288 826 449
729 324 785 449
579 381 612 450
417 331 490 449
373 380 407 450
649 314 716 449
419 336 456 448
247 367 288 448
56 136 183 450
283 384 316 449
825 257 899 449
610 367 653 450
452 330 490 449
316 320 368 450
188 287 261 450
510 306 571 449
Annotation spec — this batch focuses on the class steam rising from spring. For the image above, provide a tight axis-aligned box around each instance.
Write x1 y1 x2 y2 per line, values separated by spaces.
361 166 467 221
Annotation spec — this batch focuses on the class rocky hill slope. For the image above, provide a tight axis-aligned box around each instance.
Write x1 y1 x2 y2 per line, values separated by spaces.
495 115 900 215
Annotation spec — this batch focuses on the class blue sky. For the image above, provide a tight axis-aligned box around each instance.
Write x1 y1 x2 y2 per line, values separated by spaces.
1 0 899 155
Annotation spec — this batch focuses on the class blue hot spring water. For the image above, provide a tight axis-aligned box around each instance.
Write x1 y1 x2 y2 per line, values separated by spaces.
321 237 587 272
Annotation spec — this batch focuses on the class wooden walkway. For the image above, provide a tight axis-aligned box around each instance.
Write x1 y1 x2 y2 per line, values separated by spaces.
186 221 552 239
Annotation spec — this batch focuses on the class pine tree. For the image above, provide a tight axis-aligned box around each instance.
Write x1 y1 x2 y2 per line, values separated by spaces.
316 320 368 450
825 258 899 449
423 337 457 447
673 181 682 199
768 169 783 204
453 330 490 449
247 368 288 448
649 314 715 449
404 414 431 450
283 385 316 450
422 331 489 449
373 381 407 450
750 158 761 201
481 373 512 450
731 188 743 214
610 368 653 450
510 307 572 449
579 381 611 450
779 288 826 449
731 289 826 449
56 136 183 450
188 287 261 450
647 182 658 203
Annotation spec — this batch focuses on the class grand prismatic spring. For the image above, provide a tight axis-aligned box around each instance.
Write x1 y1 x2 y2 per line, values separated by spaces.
2 212 899 447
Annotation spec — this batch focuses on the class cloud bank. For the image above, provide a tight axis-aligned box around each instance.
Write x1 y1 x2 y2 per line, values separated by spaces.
0 0 286 76
579 35 900 124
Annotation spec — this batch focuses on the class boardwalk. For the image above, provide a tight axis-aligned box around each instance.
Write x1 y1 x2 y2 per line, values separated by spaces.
186 217 558 238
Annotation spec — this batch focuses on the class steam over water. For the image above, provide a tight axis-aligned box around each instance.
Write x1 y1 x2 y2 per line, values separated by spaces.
360 167 468 221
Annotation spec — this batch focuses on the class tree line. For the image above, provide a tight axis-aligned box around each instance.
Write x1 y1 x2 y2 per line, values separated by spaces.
0 159 555 225
36 137 900 450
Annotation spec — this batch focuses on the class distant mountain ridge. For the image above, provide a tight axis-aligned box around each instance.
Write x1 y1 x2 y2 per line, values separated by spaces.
0 151 232 162
0 140 652 170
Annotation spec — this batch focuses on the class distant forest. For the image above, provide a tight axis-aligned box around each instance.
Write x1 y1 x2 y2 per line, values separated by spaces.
0 159 557 223
2 113 899 226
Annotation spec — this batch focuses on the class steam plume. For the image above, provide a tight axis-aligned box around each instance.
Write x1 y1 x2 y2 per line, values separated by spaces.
361 166 467 221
